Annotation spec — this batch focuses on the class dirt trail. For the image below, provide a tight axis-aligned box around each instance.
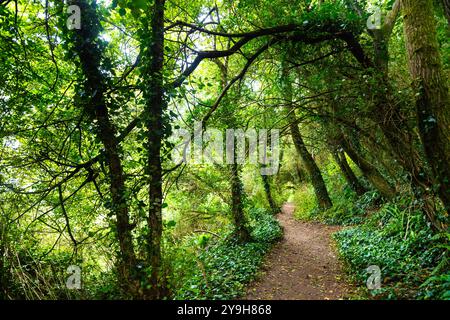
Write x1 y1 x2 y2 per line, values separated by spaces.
245 202 354 300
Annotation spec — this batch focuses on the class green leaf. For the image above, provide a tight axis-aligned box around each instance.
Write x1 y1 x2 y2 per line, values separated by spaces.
133 0 147 10
118 7 126 16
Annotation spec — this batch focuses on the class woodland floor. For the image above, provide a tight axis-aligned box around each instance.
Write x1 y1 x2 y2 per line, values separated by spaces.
244 203 356 300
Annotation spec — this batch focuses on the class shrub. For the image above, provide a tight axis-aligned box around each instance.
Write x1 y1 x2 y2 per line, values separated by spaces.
248 208 283 243
169 208 282 300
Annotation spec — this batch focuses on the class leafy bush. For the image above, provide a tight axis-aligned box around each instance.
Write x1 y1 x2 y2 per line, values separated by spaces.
318 190 381 226
292 183 380 226
248 208 283 243
352 190 381 215
169 208 282 300
419 270 450 300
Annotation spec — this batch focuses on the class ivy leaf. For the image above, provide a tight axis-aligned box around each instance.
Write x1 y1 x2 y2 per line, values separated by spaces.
133 0 147 10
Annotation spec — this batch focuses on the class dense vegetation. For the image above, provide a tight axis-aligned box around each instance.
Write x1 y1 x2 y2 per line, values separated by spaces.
289 159 449 299
0 0 448 300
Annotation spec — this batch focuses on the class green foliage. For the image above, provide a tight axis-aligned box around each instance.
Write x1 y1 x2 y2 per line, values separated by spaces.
83 269 125 300
334 201 449 299
168 209 282 300
248 208 283 243
291 185 317 220
2 246 84 299
1 0 448 301
318 189 380 225
419 265 450 300
290 155 380 225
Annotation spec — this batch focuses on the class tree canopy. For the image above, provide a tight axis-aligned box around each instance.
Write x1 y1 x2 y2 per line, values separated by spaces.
0 0 448 300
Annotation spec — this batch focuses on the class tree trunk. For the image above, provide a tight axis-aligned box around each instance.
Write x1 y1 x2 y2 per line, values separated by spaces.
261 171 279 214
284 63 332 210
230 163 251 242
295 161 307 183
332 150 367 196
402 0 450 224
368 1 432 196
363 0 442 227
340 135 396 200
68 0 137 296
290 121 332 210
143 0 166 298
213 58 251 242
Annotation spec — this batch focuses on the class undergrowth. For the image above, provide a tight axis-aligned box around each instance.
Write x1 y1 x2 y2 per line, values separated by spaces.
334 200 449 300
168 208 282 299
290 156 449 300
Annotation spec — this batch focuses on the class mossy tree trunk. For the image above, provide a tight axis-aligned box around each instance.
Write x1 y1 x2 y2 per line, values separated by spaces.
214 59 251 243
283 63 332 210
290 120 332 210
230 163 251 242
261 171 279 214
402 0 450 226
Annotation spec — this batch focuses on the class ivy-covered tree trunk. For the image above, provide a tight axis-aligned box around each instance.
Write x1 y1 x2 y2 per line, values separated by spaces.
358 0 440 228
332 150 367 196
368 0 433 198
214 58 251 242
143 0 166 298
261 172 279 214
402 0 450 224
290 120 332 210
230 163 251 242
68 0 137 296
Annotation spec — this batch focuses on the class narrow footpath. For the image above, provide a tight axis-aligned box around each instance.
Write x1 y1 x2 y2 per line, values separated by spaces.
245 203 355 300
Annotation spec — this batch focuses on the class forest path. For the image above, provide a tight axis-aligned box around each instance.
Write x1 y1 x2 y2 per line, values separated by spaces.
245 202 355 300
